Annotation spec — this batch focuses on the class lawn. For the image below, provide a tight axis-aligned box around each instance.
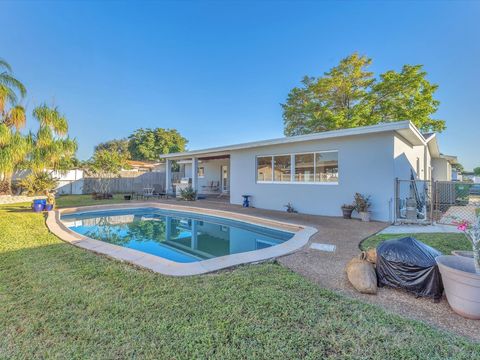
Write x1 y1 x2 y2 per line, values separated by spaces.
360 232 472 254
1 202 479 359
56 194 129 208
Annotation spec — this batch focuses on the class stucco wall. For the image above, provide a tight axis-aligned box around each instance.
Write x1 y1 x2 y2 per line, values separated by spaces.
393 135 427 180
432 158 452 181
229 132 395 222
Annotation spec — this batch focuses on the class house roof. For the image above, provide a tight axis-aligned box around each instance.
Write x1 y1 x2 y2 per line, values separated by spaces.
161 121 428 160
126 160 160 168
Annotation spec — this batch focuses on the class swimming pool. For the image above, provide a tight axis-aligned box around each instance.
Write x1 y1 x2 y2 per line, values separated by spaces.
62 208 294 263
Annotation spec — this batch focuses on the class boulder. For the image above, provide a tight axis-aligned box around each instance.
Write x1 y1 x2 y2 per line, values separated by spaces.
346 255 378 294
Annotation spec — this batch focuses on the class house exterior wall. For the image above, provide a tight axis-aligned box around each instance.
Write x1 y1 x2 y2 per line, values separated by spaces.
432 158 452 181
393 135 428 180
229 132 395 222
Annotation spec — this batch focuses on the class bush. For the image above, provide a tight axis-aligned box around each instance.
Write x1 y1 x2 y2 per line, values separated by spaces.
354 193 371 213
18 172 59 196
180 186 197 201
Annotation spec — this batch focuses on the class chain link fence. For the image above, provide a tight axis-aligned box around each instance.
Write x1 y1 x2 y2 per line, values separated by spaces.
395 179 479 225
433 181 478 225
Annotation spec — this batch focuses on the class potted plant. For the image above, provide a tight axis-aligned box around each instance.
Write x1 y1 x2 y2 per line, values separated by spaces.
341 204 355 219
436 205 480 319
180 186 197 201
45 192 56 211
284 202 297 213
354 193 371 222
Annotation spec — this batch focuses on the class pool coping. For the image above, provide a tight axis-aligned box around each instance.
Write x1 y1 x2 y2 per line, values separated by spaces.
46 202 318 276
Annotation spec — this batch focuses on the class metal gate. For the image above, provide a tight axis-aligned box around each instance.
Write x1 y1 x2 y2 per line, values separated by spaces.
395 179 478 225
395 179 432 224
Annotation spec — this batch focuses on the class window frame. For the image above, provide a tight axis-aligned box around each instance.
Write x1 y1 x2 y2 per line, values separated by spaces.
255 150 339 185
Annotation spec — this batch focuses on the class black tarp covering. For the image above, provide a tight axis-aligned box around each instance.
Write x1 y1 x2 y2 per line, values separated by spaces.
376 237 444 299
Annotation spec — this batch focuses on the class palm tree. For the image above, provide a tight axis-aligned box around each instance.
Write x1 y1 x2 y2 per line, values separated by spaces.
29 104 77 174
0 59 27 193
0 58 27 130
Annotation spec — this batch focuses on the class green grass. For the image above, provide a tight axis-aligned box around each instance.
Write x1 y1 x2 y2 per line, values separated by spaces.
360 232 472 254
56 194 129 208
1 202 479 358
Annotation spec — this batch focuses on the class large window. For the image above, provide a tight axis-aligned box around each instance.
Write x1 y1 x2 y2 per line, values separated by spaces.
315 152 338 183
257 156 273 182
274 155 291 182
256 151 338 184
295 153 315 182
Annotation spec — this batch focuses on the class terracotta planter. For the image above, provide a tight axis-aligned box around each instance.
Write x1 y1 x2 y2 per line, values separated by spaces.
359 211 370 222
436 255 480 319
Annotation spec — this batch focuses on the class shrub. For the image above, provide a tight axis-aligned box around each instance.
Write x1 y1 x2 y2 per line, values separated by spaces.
18 172 59 196
180 186 197 201
354 193 371 213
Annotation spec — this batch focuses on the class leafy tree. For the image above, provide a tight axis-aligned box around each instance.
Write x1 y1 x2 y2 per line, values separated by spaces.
474 167 480 176
0 59 29 193
95 138 131 159
27 104 78 174
86 149 129 194
128 128 187 161
282 53 445 136
452 163 464 173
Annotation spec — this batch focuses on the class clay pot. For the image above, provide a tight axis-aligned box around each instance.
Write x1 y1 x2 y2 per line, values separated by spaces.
436 255 480 319
359 211 370 222
341 207 354 219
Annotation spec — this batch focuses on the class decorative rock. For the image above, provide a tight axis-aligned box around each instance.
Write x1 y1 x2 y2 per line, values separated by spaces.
346 255 378 294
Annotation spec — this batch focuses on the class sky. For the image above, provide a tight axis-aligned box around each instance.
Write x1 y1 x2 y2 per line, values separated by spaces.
1 0 479 170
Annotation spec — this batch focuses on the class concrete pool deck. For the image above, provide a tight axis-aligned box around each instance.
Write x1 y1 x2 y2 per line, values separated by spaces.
47 202 317 276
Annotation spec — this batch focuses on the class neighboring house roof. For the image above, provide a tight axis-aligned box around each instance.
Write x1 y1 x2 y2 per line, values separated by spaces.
161 120 427 160
439 154 458 164
125 160 161 170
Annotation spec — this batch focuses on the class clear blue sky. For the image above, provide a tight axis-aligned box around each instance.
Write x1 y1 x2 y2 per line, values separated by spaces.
2 1 479 170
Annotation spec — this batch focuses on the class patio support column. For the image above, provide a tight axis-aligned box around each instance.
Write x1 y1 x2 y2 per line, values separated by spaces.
191 220 198 249
191 157 198 198
165 159 172 195
165 216 171 241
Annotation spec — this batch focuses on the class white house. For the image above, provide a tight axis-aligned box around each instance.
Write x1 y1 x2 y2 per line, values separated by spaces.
161 121 456 222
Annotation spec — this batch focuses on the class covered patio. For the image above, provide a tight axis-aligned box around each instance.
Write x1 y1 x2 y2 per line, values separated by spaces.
163 152 230 199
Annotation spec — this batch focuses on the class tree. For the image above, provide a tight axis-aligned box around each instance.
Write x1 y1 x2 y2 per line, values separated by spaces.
95 138 131 159
86 149 129 195
27 104 78 174
87 150 127 195
128 128 187 161
0 59 28 194
452 163 464 173
282 53 445 136
474 167 480 176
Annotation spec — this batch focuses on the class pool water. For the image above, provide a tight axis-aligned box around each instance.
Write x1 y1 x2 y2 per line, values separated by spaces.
62 208 293 263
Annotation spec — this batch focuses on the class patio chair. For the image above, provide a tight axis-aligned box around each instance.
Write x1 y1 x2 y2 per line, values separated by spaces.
142 187 155 200
153 184 168 199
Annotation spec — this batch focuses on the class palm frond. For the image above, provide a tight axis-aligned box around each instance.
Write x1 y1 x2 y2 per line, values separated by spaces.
0 73 26 98
5 105 26 131
0 58 13 73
